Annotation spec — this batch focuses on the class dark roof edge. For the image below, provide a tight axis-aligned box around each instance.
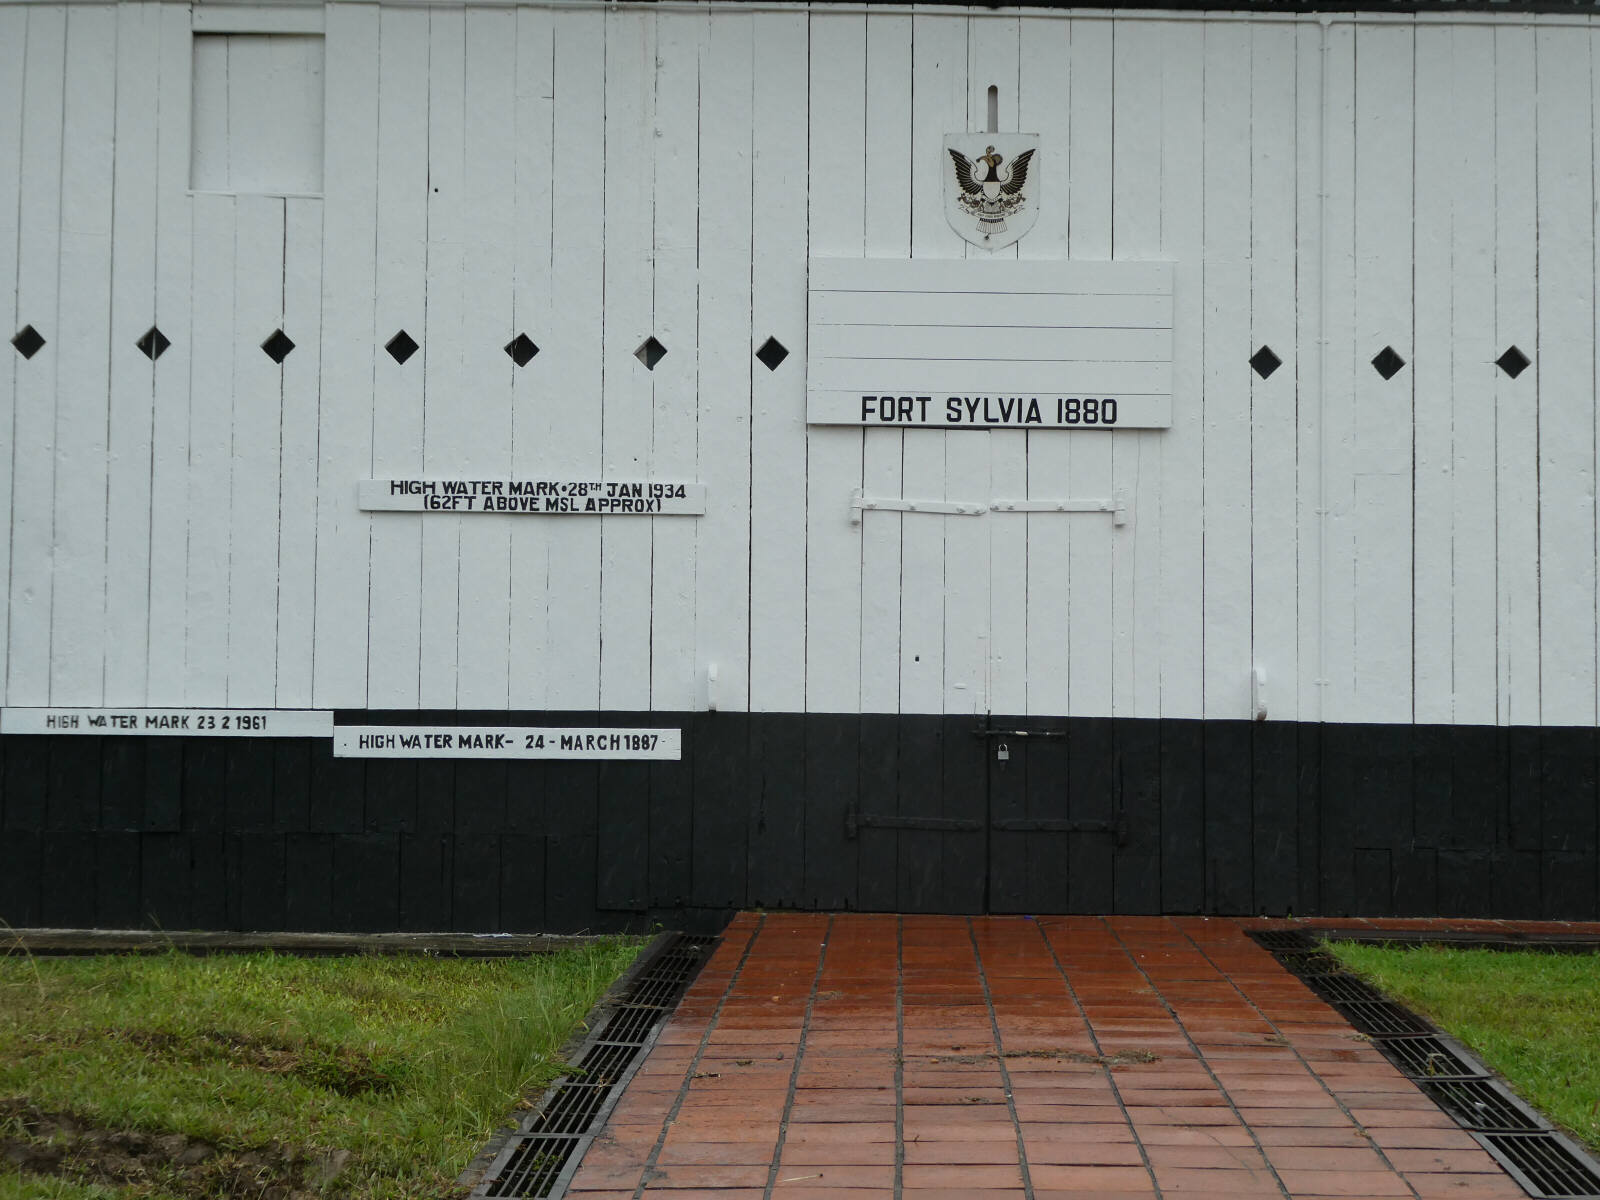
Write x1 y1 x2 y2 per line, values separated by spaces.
698 0 1598 11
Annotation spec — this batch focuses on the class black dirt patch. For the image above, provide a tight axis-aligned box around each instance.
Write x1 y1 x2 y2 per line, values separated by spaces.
0 1099 353 1199
116 1028 403 1097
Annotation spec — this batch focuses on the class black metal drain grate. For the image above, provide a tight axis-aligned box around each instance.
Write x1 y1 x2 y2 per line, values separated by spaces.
481 1135 584 1198
526 1084 613 1136
1422 1079 1545 1132
1308 973 1387 1005
1253 929 1316 951
1277 949 1344 975
1378 1034 1487 1081
573 1041 639 1086
1483 1133 1600 1198
598 1002 665 1045
1335 999 1434 1036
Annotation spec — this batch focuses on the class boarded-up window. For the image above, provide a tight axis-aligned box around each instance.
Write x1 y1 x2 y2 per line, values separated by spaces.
191 33 324 194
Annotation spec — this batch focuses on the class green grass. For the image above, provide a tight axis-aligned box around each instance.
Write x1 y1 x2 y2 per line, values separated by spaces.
1327 942 1600 1153
0 939 643 1198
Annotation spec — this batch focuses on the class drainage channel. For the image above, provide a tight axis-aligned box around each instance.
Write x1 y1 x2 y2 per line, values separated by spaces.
1251 929 1600 1200
467 932 718 1200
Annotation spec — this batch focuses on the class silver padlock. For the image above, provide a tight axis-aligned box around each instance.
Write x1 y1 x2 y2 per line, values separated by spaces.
997 742 1010 762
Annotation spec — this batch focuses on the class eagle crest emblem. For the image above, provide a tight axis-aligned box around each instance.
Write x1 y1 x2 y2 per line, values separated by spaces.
944 133 1040 250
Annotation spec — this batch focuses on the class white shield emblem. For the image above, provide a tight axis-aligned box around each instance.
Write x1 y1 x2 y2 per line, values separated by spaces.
944 133 1040 251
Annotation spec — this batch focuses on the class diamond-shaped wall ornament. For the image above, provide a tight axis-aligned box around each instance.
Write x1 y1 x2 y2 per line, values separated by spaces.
505 333 539 367
1496 345 1530 380
634 336 667 371
1249 345 1281 380
136 326 171 361
1371 345 1406 380
385 330 419 365
756 336 789 372
11 325 45 359
261 329 296 364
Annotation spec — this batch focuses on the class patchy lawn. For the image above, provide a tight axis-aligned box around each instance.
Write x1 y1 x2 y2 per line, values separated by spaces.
0 940 643 1198
1328 942 1600 1153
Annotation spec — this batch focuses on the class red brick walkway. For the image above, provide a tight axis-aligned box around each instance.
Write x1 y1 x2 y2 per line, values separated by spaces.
566 914 1558 1199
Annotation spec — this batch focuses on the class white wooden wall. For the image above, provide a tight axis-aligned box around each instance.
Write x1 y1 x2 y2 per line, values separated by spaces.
2 2 1598 726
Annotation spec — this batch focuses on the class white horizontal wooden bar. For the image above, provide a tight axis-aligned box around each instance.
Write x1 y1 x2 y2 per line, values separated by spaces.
333 725 682 759
0 709 334 736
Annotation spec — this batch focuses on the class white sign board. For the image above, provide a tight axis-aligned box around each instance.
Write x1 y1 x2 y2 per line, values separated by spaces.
806 258 1173 429
360 479 706 515
334 726 682 761
1 708 333 737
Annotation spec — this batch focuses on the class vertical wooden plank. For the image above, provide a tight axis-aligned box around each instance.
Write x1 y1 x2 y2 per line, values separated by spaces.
1295 22 1324 723
184 192 236 704
418 8 464 707
276 198 322 705
1157 21 1205 721
7 6 66 706
859 13 912 717
455 6 517 710
104 2 160 706
1201 23 1250 721
367 7 430 709
1536 28 1597 726
228 194 286 705
597 7 656 712
1250 22 1299 723
51 4 117 704
145 4 194 703
1110 18 1164 720
0 2 26 703
805 11 866 717
1451 26 1497 727
1496 24 1539 728
1159 718 1204 911
695 12 753 715
542 9 605 710
650 9 704 713
748 8 808 713
1066 19 1114 719
902 12 965 715
1411 25 1455 726
1352 23 1414 725
313 3 379 708
1020 16 1071 718
506 7 556 711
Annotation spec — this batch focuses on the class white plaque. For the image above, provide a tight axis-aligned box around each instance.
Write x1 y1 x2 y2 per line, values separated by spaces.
334 726 682 761
360 479 706 515
1 708 334 737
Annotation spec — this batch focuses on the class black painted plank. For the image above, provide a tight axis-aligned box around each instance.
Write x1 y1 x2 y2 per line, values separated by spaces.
452 835 499 931
1353 847 1392 916
40 834 97 927
99 740 145 831
333 834 400 932
47 737 101 831
1543 851 1598 921
3 736 48 830
1160 720 1205 912
365 760 418 834
190 833 227 928
226 742 275 832
502 765 542 838
0 830 39 925
230 835 286 931
399 834 452 931
895 717 942 914
543 763 596 838
1296 723 1322 916
1067 717 1116 914
453 762 507 836
1507 727 1542 852
1202 722 1252 915
545 834 596 933
271 741 311 831
1350 725 1413 849
1449 725 1502 851
1113 854 1161 915
1411 723 1453 852
309 745 365 834
180 740 226 833
499 834 546 932
987 726 1029 914
1491 849 1541 919
1391 846 1437 917
95 833 142 928
748 717 805 909
1436 850 1495 918
1252 722 1297 916
650 757 694 911
596 762 649 913
1023 733 1071 916
854 713 898 913
1318 723 1359 916
141 835 191 929
284 834 334 931
803 714 858 911
1540 727 1596 855
941 717 986 914
415 762 455 834
691 714 748 910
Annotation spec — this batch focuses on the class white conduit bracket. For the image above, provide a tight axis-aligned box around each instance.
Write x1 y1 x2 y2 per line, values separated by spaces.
851 489 1128 526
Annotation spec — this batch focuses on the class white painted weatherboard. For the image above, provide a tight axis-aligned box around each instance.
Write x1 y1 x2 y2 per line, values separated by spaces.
1 709 333 737
806 258 1173 429
334 726 681 761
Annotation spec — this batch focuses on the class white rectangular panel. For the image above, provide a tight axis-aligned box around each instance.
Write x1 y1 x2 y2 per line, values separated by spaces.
333 726 681 760
359 479 706 516
807 257 1173 429
2 709 333 737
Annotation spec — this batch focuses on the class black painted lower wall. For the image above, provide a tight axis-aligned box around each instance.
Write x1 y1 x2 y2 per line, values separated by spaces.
0 713 1595 934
